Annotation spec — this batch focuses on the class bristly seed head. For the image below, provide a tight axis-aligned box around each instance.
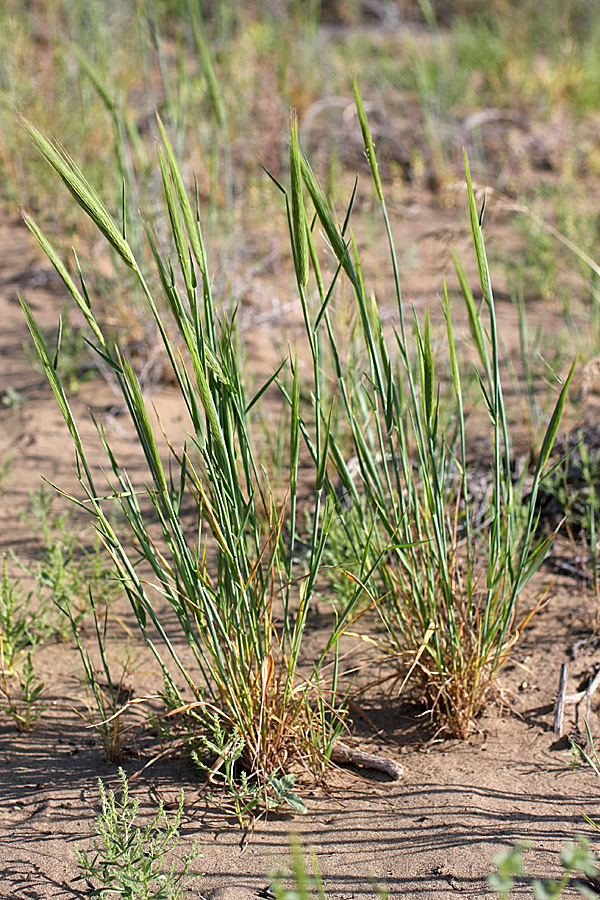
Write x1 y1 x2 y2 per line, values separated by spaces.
289 109 309 289
352 76 383 202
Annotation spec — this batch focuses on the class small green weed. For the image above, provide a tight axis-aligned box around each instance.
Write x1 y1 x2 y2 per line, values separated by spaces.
191 712 307 827
74 768 201 899
489 839 599 900
1 488 121 735
0 555 39 674
14 486 120 642
0 651 45 732
0 454 13 495
1 386 28 409
0 556 46 731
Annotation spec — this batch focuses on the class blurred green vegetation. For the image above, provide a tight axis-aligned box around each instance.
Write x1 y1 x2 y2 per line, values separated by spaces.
3 0 600 217
3 0 600 407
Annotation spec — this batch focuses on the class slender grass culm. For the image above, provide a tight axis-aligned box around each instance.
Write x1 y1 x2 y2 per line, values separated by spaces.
18 112 349 794
286 81 575 738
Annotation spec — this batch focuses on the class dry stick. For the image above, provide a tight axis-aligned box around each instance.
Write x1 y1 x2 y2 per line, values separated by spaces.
586 684 594 752
565 667 600 705
554 663 569 735
553 666 600 736
330 741 403 780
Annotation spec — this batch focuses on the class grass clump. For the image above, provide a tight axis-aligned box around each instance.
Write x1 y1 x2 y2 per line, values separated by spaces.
290 84 574 738
19 112 350 793
19 73 574 751
67 596 135 764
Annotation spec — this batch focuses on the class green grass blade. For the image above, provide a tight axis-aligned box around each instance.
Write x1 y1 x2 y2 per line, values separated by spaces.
20 297 94 489
19 210 106 347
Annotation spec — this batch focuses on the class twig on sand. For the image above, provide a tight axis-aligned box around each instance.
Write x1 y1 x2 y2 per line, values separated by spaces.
330 741 403 780
554 664 600 735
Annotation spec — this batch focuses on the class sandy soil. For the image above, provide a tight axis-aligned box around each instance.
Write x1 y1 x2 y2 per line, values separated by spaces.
1 209 600 900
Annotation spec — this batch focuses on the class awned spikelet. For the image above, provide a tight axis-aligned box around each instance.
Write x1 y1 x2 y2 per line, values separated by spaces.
289 110 309 288
17 114 136 271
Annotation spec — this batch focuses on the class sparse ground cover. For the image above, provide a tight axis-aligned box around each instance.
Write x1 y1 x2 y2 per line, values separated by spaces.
2 1 600 897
